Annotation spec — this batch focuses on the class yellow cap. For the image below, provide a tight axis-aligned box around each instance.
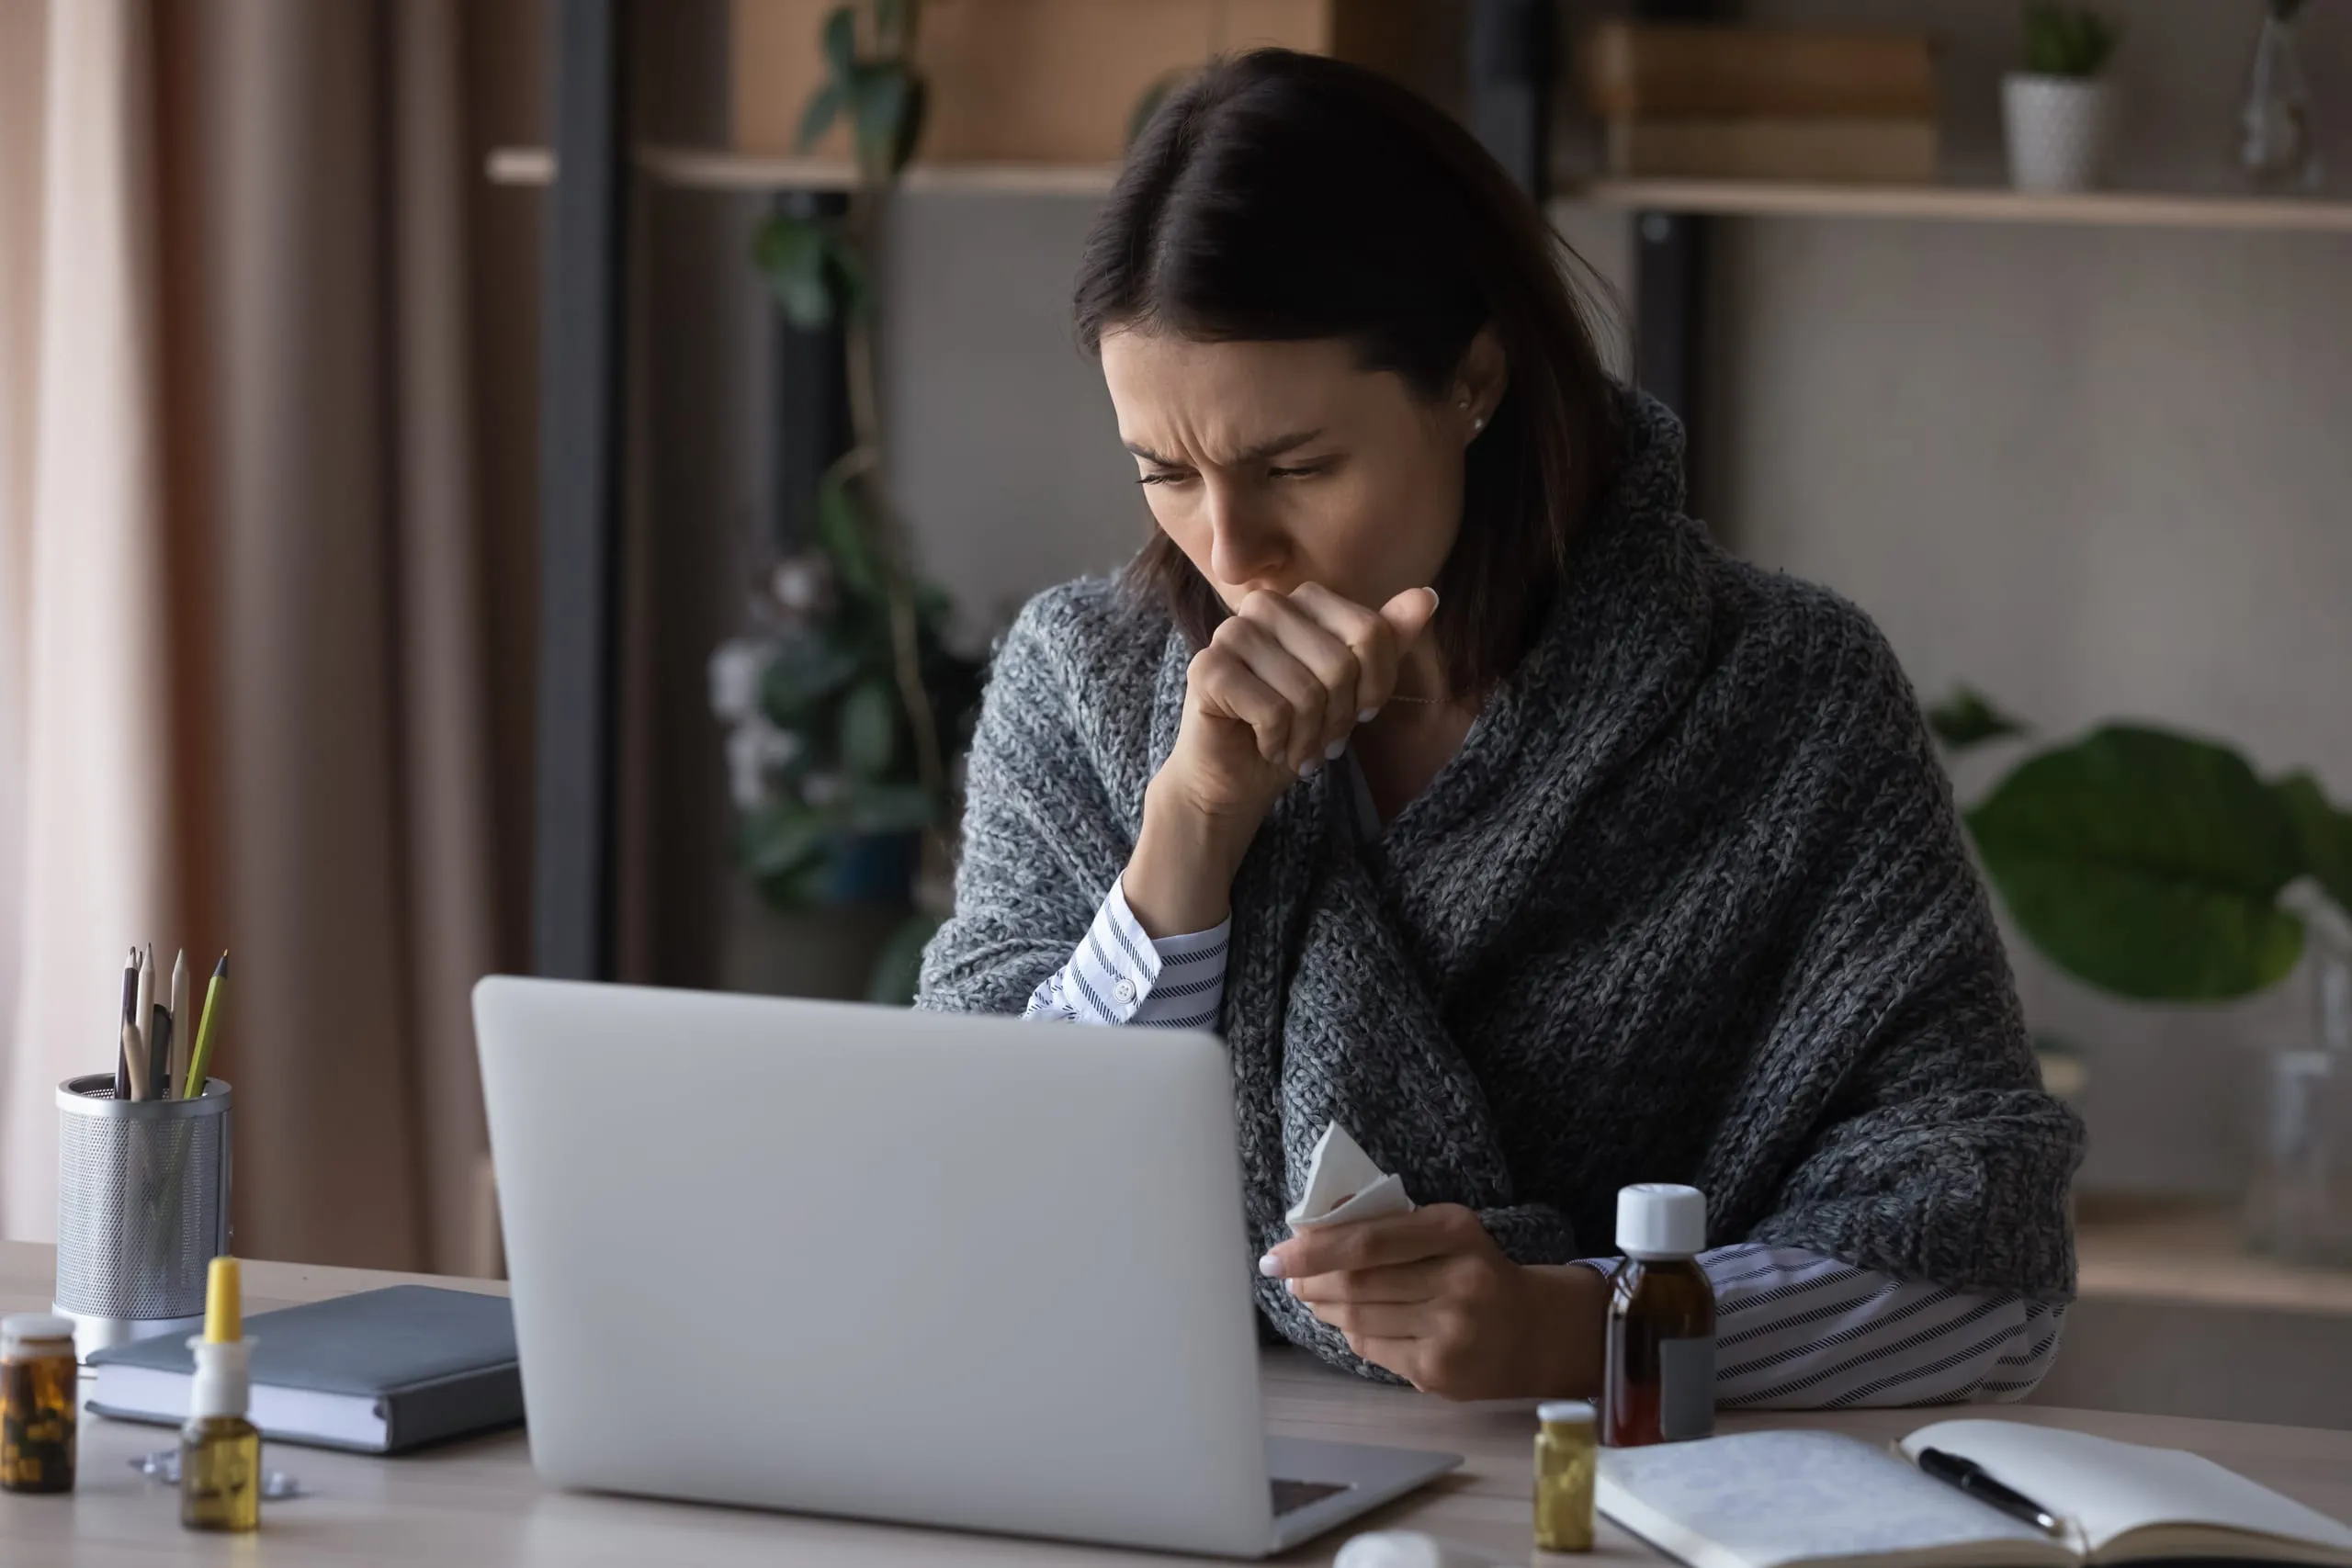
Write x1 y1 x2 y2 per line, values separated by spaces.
201 1256 242 1344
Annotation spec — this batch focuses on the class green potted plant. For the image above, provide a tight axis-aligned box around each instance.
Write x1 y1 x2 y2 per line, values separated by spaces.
711 0 983 1005
1930 688 2352 1263
2004 3 2122 191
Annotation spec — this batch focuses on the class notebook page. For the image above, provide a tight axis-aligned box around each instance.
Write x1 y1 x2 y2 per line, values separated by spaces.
1902 1420 2352 1562
1600 1431 2064 1568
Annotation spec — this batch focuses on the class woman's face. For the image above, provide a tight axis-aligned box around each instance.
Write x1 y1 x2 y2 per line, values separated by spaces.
1099 331 1498 614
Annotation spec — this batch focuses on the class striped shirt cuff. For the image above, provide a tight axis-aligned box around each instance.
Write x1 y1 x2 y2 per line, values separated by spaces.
1023 880 1232 1031
1577 1245 2067 1410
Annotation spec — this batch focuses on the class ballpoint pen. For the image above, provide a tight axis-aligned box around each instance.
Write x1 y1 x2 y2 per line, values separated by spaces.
1916 1448 2064 1536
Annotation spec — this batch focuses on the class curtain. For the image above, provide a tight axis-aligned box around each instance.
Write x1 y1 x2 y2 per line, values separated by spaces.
0 0 536 1275
0 0 184 1254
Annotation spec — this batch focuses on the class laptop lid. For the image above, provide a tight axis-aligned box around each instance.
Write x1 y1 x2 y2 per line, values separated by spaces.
474 976 1277 1557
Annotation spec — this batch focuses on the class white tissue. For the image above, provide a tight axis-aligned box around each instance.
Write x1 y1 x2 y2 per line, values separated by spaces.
1285 1122 1417 1229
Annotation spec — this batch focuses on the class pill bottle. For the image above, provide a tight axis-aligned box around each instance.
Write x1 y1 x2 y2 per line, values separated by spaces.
1532 1398 1596 1551
0 1314 77 1494
1602 1183 1715 1447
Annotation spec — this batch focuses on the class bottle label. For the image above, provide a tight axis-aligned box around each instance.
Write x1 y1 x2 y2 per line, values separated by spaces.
1658 1336 1715 1441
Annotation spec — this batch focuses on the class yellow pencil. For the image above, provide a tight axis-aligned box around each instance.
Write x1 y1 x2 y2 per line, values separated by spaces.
182 952 228 1099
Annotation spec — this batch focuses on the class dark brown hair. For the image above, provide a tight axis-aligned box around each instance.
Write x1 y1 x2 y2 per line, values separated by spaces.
1073 49 1623 697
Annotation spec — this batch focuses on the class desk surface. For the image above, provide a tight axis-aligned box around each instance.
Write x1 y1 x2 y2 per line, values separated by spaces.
5 1240 2349 1565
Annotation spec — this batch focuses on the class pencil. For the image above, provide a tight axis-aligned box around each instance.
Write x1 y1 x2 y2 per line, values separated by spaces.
168 951 192 1100
182 952 228 1099
120 1017 151 1102
133 949 155 1100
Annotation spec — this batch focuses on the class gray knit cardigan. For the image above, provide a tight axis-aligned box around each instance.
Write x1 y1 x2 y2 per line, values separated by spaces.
918 390 2084 1376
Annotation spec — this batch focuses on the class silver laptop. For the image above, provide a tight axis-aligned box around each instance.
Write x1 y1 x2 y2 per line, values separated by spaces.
472 976 1460 1557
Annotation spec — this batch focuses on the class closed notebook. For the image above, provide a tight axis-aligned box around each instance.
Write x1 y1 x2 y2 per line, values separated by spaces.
1599 1420 2352 1568
85 1285 520 1454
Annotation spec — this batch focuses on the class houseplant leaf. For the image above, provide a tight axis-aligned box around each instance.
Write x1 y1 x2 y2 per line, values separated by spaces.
841 781 935 834
740 797 832 889
852 63 912 175
752 213 835 331
1926 685 2029 752
820 4 857 85
796 80 842 152
814 471 886 601
838 676 899 780
1967 724 2306 1000
2276 771 2352 914
759 628 862 721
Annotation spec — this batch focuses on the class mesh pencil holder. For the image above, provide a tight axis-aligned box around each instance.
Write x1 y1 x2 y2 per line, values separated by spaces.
52 1074 232 1359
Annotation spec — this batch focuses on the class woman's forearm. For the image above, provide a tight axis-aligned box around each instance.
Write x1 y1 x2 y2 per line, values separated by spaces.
1121 782 1259 939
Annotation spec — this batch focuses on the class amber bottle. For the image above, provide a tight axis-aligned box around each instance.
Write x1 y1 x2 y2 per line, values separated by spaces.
0 1314 77 1494
1601 1184 1716 1448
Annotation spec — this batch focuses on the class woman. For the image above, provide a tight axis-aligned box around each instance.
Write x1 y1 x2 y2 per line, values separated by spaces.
919 50 2081 1406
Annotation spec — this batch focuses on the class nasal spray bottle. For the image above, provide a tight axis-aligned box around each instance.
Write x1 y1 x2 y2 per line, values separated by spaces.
180 1257 260 1532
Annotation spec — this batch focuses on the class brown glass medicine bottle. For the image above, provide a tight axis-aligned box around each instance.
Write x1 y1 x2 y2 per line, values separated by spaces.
1 1314 78 1494
1602 1183 1715 1448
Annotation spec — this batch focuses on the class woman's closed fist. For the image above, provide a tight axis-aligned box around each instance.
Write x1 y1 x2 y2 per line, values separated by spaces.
1158 582 1439 827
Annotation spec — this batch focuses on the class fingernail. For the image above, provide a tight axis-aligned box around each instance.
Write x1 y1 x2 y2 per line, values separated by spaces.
1426 587 1442 608
1298 760 1321 780
1357 707 1378 724
1324 739 1347 761
1286 1278 1302 1296
1258 1252 1283 1278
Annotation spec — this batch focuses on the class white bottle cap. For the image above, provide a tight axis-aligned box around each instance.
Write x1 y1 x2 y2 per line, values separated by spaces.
1616 1183 1706 1259
187 1336 253 1420
1 1314 75 1354
1537 1400 1596 1426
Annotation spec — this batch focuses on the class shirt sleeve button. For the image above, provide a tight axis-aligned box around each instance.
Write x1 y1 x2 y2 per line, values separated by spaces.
1113 978 1138 1005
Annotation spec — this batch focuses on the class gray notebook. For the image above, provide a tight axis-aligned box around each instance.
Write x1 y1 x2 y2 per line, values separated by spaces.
85 1285 521 1454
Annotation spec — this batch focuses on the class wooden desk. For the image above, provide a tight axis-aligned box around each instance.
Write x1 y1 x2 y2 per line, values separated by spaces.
6 1240 2349 1565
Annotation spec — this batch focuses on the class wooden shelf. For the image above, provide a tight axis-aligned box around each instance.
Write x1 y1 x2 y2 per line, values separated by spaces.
2075 1195 2352 1316
487 145 1120 197
1568 176 2352 234
491 145 2352 233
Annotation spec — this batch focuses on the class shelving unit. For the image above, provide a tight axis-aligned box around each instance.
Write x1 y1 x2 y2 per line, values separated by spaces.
1579 177 2352 235
490 145 2352 234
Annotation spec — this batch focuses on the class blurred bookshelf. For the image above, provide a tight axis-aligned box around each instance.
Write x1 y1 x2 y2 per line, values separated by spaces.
490 145 2352 233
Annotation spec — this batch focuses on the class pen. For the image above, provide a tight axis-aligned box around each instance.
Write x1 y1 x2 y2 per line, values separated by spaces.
1917 1448 2064 1536
183 952 228 1098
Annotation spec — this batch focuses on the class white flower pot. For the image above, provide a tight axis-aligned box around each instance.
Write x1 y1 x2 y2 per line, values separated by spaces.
2003 73 2119 192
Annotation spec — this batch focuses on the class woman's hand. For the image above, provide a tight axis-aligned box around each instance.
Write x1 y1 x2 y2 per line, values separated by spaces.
1261 1204 1607 1400
1124 583 1438 937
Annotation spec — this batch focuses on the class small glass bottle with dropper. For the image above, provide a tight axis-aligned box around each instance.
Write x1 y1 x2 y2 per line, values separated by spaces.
1602 1183 1716 1448
180 1256 261 1532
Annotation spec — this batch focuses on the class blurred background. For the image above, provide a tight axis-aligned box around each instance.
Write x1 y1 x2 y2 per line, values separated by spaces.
2 0 2348 1426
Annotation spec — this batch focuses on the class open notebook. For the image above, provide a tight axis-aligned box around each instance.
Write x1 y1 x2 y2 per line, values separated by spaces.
1597 1419 2352 1568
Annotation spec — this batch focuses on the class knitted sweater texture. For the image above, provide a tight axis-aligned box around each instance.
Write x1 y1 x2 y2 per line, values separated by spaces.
918 391 2084 1378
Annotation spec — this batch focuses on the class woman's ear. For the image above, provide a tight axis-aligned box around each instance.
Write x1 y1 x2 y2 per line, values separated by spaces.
1453 326 1509 434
